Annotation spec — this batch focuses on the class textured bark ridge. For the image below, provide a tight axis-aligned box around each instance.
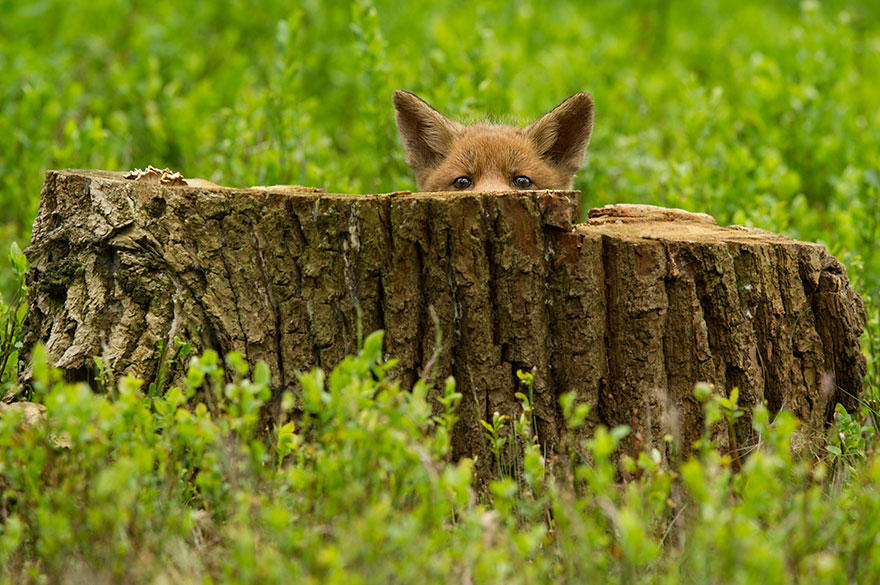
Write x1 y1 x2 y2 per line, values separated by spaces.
25 170 866 478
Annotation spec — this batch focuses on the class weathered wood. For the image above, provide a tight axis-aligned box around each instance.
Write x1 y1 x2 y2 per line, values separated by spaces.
24 170 866 480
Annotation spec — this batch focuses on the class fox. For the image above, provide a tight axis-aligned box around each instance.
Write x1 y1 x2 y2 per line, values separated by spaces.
393 90 594 192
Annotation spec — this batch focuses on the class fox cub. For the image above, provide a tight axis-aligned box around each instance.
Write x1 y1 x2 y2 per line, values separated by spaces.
393 90 594 192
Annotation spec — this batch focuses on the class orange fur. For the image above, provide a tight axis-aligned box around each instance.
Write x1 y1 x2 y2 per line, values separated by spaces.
393 91 594 192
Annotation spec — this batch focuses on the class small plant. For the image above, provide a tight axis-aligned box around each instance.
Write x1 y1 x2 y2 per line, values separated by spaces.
91 356 116 397
0 243 27 400
147 336 192 397
693 382 746 466
430 376 461 460
515 368 539 441
827 402 877 472
481 410 511 477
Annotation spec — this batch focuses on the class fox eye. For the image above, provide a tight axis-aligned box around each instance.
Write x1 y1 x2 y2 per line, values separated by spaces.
513 176 533 189
453 176 473 190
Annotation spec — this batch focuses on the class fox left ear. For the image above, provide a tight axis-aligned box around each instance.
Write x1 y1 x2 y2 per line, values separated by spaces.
393 90 463 175
526 92 594 173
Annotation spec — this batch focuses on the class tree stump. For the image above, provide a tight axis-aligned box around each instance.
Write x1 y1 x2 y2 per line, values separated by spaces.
24 170 866 479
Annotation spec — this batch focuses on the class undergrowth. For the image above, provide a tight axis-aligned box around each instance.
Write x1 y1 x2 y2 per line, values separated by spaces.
0 237 878 581
2 318 880 583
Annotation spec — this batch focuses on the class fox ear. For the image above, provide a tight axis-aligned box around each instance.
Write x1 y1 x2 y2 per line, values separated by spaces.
393 90 462 172
526 92 594 173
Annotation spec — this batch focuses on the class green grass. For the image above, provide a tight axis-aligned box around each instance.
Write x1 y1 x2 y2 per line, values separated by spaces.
2 0 880 582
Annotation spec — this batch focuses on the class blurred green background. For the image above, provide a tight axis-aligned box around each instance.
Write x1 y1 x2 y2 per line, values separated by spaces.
1 0 879 298
2 4 880 579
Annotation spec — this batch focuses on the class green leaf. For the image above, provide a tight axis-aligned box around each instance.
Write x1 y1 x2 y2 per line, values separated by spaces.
611 425 631 442
694 382 714 402
728 387 739 405
8 242 27 278
253 360 271 386
362 329 384 363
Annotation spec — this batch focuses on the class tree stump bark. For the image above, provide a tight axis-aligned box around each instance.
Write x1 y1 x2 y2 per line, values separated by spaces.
24 170 866 479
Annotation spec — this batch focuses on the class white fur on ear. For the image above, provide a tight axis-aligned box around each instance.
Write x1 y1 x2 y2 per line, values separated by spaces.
393 90 462 171
526 93 594 173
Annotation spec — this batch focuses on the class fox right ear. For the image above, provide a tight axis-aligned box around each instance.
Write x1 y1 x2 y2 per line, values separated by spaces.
393 90 462 172
526 92 594 175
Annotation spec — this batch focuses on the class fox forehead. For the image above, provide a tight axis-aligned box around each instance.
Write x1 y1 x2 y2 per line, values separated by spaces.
420 124 565 191
450 125 536 170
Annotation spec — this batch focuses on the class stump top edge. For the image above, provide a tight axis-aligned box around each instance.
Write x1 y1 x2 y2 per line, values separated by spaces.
574 218 821 246
47 170 818 244
51 169 581 201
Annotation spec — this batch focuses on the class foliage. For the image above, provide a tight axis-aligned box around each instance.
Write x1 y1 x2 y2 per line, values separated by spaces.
1 336 879 583
3 0 880 582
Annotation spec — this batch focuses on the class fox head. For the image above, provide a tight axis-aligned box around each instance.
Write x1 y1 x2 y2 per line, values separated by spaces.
393 90 594 192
